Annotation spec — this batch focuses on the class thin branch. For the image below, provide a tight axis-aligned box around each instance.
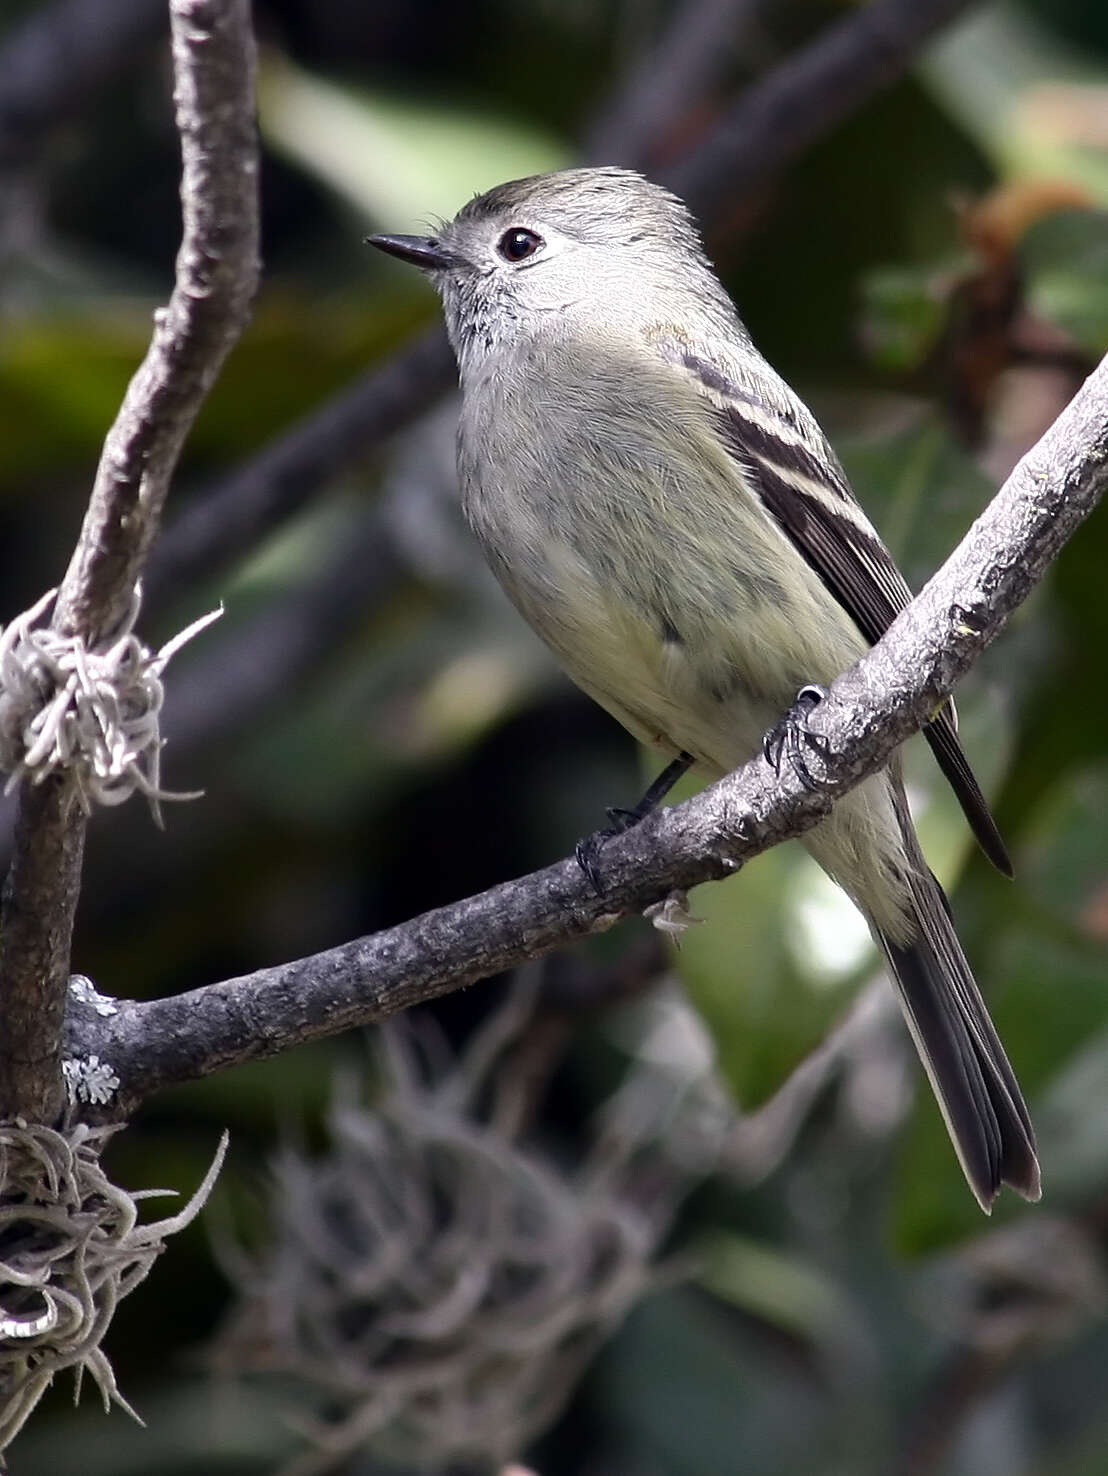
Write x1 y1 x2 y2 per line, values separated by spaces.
888 1214 1107 1476
146 0 975 611
145 323 455 610
65 351 1108 1116
720 980 891 1187
159 508 409 752
585 0 764 167
665 0 977 216
0 0 259 1122
55 0 260 640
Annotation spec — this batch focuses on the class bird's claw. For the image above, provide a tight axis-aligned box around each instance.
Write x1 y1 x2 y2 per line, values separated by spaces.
575 834 607 894
575 807 640 895
762 684 830 788
575 753 695 894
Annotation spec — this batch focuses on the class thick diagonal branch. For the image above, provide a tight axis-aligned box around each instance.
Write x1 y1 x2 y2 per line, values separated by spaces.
0 0 259 1121
66 350 1108 1117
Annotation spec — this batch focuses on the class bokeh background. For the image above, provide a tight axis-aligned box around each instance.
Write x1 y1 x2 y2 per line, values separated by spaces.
3 0 1108 1472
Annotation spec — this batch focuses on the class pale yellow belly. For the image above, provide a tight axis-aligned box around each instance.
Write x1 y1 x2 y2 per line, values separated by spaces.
499 535 914 940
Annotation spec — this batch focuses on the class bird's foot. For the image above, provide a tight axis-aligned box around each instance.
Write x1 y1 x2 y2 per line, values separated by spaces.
762 684 830 789
575 806 644 895
575 752 694 894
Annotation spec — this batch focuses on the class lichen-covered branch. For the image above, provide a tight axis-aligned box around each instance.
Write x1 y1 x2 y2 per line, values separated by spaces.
66 350 1108 1117
0 0 259 1121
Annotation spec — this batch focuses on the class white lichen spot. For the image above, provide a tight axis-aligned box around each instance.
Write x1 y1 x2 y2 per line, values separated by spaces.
68 975 119 1017
62 1056 121 1106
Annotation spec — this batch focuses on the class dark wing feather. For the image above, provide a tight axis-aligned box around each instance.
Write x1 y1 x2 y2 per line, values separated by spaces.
924 709 1012 875
677 350 1012 877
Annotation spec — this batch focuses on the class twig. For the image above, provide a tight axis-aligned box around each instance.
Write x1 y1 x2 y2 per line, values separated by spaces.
665 0 977 218
585 0 764 167
64 349 1108 1115
0 0 259 1121
888 1214 1107 1476
720 980 891 1186
145 324 455 610
159 507 409 752
56 0 260 639
890 1344 1007 1476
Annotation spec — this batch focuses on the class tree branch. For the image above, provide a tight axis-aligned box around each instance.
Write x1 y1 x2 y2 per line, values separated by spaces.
159 505 408 752
55 0 260 640
664 0 977 214
584 0 764 168
145 323 455 610
66 350 1108 1117
0 0 259 1121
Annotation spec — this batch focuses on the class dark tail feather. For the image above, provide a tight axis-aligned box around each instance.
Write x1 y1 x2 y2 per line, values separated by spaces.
878 868 1040 1212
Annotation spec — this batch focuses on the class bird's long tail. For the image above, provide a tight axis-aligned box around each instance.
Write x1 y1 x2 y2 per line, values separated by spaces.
876 840 1040 1212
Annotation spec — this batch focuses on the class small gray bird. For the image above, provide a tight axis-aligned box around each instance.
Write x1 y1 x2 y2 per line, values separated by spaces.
369 167 1040 1211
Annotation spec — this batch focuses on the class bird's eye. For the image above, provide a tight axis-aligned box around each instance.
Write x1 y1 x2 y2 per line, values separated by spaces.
497 227 543 262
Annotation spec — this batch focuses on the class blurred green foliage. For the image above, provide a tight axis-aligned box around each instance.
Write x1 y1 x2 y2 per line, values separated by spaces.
3 1 1108 1473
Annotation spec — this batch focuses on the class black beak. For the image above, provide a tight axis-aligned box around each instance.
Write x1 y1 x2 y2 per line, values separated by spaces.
365 234 454 270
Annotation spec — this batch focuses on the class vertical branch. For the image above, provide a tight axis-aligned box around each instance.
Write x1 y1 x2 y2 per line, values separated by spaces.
55 0 261 640
0 0 260 1121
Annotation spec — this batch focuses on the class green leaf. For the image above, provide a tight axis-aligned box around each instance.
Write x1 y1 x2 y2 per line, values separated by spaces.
1021 208 1108 356
858 266 949 373
695 1231 856 1346
921 4 1108 198
1034 1026 1108 1200
677 844 869 1110
0 314 144 490
837 408 996 581
596 1287 826 1476
257 53 567 228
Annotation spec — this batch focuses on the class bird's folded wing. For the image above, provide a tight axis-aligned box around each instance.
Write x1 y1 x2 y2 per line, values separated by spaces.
668 344 1012 877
